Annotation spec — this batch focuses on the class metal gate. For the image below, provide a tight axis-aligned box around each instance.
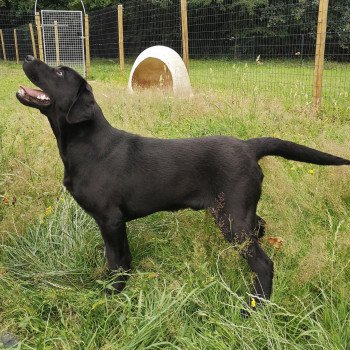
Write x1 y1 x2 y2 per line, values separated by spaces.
41 10 85 77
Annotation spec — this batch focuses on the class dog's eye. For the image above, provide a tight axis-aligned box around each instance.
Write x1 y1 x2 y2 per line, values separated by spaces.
56 70 64 77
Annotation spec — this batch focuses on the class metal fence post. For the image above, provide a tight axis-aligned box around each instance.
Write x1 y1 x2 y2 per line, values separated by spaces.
313 0 329 110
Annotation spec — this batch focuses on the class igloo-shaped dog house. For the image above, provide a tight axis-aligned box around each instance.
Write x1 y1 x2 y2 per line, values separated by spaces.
128 46 192 97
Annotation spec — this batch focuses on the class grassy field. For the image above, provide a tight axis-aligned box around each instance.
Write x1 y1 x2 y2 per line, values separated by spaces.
0 59 350 349
89 58 350 118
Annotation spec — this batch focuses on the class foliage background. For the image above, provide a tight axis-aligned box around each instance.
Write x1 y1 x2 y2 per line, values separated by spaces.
1 1 349 62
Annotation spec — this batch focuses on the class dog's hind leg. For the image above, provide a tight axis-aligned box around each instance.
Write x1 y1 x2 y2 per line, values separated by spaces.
211 194 273 311
96 212 132 293
255 215 266 238
219 216 273 300
244 236 274 301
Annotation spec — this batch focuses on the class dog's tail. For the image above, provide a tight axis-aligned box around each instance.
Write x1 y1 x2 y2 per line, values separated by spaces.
247 137 350 165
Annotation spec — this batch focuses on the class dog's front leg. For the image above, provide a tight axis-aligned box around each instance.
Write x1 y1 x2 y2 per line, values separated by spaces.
97 215 132 293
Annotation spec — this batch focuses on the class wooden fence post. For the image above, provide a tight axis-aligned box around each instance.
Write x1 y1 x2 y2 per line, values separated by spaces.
35 12 44 61
0 29 6 61
117 4 125 71
181 0 189 71
84 14 91 78
14 29 19 64
29 23 37 58
54 20 60 65
313 0 329 110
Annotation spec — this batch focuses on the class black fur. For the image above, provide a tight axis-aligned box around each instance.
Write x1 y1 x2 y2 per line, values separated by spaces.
17 56 350 305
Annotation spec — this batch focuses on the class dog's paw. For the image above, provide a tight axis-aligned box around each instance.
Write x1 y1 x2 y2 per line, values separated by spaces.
240 308 252 318
240 297 257 318
101 270 129 295
104 277 127 295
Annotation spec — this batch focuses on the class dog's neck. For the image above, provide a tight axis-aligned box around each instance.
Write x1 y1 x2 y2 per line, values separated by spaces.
47 102 116 170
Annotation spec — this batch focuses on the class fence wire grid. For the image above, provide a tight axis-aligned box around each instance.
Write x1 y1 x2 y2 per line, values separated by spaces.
0 11 36 62
41 10 85 77
1 1 349 108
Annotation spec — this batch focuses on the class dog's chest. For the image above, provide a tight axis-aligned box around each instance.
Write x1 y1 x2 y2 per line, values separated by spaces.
63 173 73 192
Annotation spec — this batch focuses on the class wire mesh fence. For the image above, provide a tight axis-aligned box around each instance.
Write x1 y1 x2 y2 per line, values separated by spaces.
88 3 182 59
41 10 85 77
186 1 320 105
122 1 181 58
322 0 349 104
0 1 349 109
0 10 37 62
89 6 119 59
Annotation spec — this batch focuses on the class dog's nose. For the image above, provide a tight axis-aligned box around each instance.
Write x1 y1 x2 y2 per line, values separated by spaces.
25 55 34 62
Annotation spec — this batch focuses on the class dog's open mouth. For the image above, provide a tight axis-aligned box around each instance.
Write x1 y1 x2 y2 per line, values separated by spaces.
17 86 51 106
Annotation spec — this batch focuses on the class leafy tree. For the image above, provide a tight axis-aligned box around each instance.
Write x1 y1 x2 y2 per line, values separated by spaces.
1 0 348 59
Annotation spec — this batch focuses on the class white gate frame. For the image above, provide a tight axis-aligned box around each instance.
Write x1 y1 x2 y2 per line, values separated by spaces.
41 10 86 77
35 0 86 77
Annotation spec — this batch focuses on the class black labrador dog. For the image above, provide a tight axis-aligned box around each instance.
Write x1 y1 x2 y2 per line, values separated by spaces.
16 56 349 309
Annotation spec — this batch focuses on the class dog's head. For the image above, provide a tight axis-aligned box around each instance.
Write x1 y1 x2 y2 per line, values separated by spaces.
16 55 95 125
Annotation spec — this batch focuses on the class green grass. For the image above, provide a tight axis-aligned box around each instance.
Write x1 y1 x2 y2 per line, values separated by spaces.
0 59 350 349
89 58 350 119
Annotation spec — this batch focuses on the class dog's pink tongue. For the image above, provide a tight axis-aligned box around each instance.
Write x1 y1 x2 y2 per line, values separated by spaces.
20 85 48 99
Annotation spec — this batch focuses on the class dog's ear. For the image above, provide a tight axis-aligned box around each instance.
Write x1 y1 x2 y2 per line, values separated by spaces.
66 82 95 124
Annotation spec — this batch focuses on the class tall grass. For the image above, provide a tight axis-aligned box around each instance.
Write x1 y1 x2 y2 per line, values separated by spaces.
1 196 349 349
0 60 349 349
